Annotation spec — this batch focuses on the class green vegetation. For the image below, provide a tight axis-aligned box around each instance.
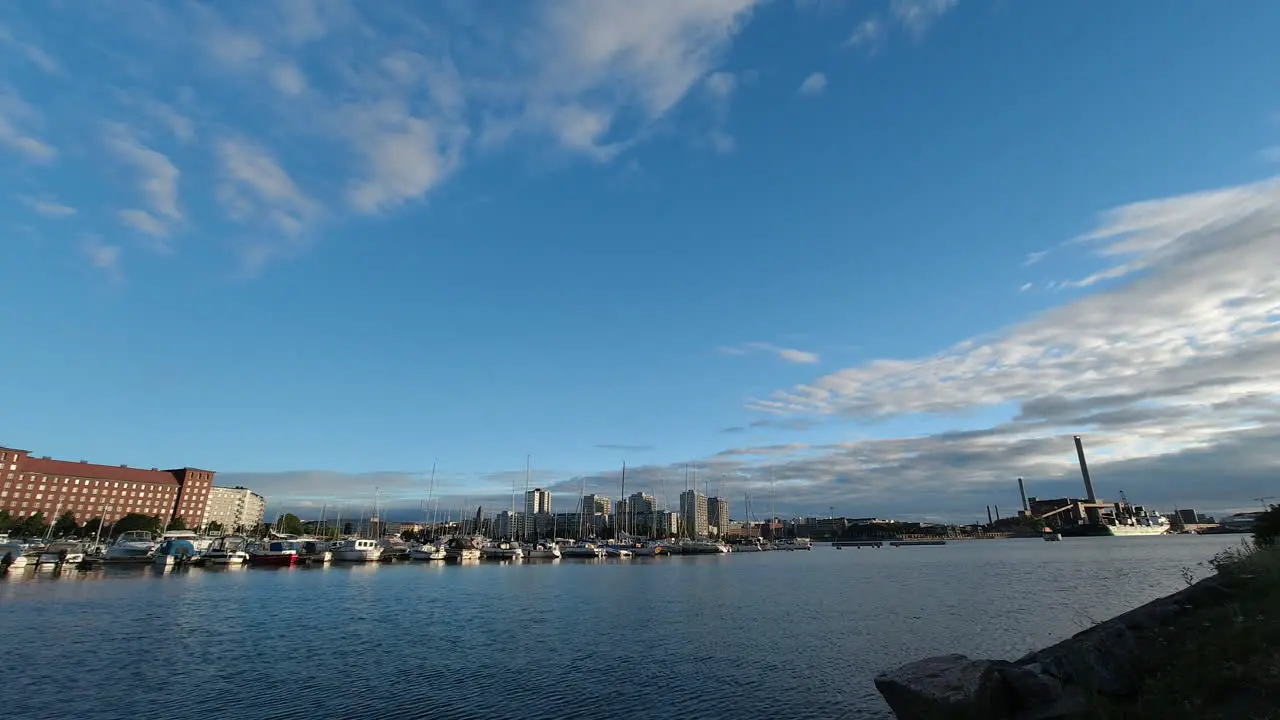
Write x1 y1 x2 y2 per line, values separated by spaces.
1253 504 1280 547
16 511 48 537
986 514 1047 535
1094 531 1280 719
166 516 188 532
53 511 79 537
0 509 13 534
112 513 162 536
277 513 303 535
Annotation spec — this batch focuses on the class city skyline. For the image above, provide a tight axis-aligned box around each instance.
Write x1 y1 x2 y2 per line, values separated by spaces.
3 2 1278 522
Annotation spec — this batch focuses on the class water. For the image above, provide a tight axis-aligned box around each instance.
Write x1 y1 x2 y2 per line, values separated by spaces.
0 536 1243 719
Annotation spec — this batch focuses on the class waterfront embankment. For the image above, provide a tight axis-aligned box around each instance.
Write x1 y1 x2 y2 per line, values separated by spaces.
874 540 1280 719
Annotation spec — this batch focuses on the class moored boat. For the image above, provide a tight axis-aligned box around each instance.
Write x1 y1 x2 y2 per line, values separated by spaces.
561 541 606 558
247 540 301 566
298 539 334 564
203 535 250 565
481 540 524 560
1 541 30 570
332 538 383 562
35 541 87 569
443 536 483 562
103 531 159 564
409 542 447 561
523 541 561 559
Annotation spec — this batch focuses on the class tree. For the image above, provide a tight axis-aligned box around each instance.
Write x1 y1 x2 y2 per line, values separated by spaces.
17 512 48 538
343 522 353 535
81 518 104 539
0 509 13 534
278 513 303 535
113 513 161 535
166 516 188 532
53 511 80 537
401 529 418 542
1253 504 1280 547
205 521 223 534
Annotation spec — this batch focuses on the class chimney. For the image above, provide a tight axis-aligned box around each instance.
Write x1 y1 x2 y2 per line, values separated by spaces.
995 505 1001 521
1073 435 1097 503
1018 478 1029 512
986 505 993 524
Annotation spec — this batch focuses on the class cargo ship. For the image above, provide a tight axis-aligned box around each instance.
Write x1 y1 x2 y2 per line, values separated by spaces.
1024 436 1170 537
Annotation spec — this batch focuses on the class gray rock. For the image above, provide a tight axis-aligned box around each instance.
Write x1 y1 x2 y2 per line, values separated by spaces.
874 654 1014 720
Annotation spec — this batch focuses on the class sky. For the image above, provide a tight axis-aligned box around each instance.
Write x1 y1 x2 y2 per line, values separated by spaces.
2 0 1279 524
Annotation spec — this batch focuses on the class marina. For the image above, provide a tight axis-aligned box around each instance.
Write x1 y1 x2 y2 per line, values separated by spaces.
0 535 1246 720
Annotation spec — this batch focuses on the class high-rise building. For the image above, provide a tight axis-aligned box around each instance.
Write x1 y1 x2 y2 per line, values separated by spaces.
582 494 612 515
205 486 266 532
707 496 729 538
524 487 551 516
679 489 708 538
0 445 215 527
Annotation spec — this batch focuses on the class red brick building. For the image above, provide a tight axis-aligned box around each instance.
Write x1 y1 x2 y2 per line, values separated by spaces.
0 445 215 527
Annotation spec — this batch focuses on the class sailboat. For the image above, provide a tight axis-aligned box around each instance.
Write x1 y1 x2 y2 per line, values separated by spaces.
483 460 525 560
521 456 560 559
410 462 447 560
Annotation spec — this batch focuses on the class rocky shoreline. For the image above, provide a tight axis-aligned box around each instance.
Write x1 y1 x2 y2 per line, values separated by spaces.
873 567 1252 719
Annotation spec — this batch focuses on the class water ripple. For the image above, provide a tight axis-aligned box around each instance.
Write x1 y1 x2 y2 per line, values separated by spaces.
0 536 1240 719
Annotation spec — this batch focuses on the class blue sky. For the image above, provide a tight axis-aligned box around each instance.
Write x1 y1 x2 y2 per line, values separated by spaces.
3 0 1279 521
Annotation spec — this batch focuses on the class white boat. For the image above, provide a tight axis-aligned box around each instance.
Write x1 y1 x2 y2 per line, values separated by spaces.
561 541 606 558
204 535 250 565
733 538 767 552
298 539 334 564
376 537 410 561
1 542 30 570
409 542 447 561
603 545 634 558
679 539 732 554
481 540 524 560
443 536 483 562
104 531 159 563
36 542 87 569
162 530 214 554
152 538 198 567
332 538 384 562
523 541 561 559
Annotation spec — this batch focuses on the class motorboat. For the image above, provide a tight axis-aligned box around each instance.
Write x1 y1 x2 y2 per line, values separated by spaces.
561 541 606 558
332 538 383 562
732 538 768 552
0 541 30 570
443 536 482 562
35 541 87 569
104 531 159 563
523 541 561 559
161 530 214 554
153 538 198 567
247 540 301 566
203 535 250 565
408 542 447 561
679 539 732 554
376 537 410 561
603 545 634 558
481 540 524 560
298 539 334 563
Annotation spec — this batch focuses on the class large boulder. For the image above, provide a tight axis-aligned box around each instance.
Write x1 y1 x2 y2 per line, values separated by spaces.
874 654 1014 720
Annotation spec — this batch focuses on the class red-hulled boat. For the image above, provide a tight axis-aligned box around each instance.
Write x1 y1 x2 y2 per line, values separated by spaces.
247 540 301 566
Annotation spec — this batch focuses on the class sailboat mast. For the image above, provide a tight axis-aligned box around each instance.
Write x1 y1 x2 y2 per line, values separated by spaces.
619 460 627 536
523 454 531 543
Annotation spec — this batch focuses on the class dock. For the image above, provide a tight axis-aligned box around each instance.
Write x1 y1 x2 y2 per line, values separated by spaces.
889 540 947 547
832 541 884 548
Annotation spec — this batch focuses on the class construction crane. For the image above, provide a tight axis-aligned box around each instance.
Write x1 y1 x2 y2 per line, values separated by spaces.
1254 497 1275 511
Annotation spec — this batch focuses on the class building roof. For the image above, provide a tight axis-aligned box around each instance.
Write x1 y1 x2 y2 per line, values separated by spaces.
21 457 180 486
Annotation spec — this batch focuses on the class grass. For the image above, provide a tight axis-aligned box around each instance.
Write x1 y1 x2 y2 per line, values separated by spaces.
1091 541 1280 719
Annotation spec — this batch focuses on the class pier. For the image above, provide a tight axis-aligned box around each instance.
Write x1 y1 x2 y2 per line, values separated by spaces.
832 541 884 548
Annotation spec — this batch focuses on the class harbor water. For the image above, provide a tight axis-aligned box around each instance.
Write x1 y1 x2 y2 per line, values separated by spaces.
0 535 1243 719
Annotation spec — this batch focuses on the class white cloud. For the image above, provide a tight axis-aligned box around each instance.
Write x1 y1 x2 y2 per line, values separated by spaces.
217 137 320 272
1023 250 1048 266
81 235 123 284
708 129 736 154
845 18 882 51
723 342 821 364
798 72 827 96
105 126 182 227
345 107 466 212
0 88 55 161
270 61 308 96
0 24 61 74
18 195 76 217
890 0 958 40
1019 282 1033 293
749 175 1280 479
704 71 738 98
117 209 169 238
208 30 265 68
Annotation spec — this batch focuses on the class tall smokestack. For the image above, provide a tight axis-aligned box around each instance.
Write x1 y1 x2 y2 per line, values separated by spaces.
995 505 1001 521
1073 435 1097 503
1018 477 1029 512
986 505 993 525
